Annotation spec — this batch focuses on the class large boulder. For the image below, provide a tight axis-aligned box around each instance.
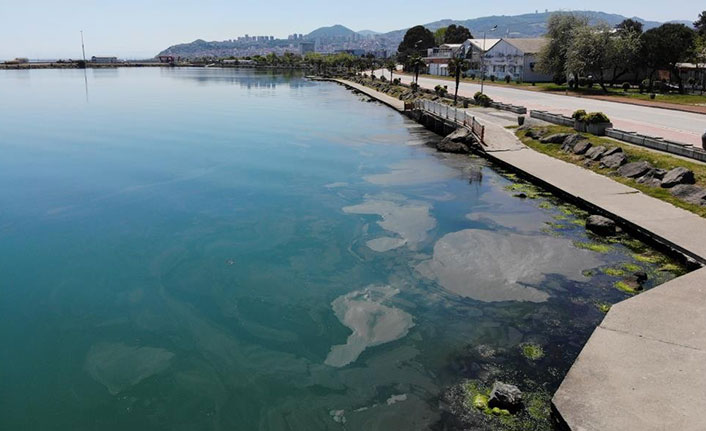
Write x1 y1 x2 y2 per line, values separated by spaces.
586 215 617 236
660 167 695 188
572 140 592 155
540 133 571 144
617 161 653 178
585 145 607 161
670 184 706 206
488 382 523 412
561 134 586 152
602 147 623 158
600 152 628 169
438 128 473 153
636 168 668 187
524 129 541 140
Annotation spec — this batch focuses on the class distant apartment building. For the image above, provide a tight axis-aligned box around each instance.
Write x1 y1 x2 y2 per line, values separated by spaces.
300 41 315 55
91 56 118 63
424 38 552 82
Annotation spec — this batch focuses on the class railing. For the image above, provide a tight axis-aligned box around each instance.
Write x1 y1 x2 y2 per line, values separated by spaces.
414 99 485 144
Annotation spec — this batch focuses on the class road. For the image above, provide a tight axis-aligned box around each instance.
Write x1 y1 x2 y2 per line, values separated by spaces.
380 70 706 147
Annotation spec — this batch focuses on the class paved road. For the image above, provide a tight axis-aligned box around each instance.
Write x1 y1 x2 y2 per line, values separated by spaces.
382 70 706 147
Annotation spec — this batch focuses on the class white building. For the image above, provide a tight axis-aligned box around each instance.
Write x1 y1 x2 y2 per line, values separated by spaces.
424 38 552 82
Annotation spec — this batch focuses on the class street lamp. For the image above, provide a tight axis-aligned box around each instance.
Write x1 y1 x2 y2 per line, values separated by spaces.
480 25 497 95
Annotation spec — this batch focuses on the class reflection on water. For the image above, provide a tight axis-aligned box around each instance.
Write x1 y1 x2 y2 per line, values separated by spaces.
0 68 683 430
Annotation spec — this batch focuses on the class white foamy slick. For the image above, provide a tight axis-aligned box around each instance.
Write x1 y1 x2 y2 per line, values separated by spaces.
416 229 602 303
325 285 414 367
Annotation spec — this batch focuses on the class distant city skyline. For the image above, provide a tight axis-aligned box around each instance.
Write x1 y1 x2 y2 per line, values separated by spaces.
1 0 700 59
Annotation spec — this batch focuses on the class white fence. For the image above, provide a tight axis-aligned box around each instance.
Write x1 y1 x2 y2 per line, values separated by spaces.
414 100 485 143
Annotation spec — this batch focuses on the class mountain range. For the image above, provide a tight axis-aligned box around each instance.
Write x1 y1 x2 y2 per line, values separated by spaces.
157 10 694 58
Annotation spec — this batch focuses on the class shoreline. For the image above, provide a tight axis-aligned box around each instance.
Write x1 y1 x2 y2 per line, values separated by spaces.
328 76 706 431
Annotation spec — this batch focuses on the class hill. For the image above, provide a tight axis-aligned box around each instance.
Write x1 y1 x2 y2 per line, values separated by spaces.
157 11 694 58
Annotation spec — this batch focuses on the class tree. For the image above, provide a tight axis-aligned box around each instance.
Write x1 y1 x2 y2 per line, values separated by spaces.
616 18 643 35
397 25 435 70
566 24 613 92
642 23 696 93
444 24 473 44
695 11 706 36
609 25 643 86
448 56 468 103
434 27 447 45
537 13 589 86
691 34 706 94
408 55 426 83
385 60 396 81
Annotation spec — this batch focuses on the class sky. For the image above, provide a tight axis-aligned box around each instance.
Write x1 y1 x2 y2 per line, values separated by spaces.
0 0 700 59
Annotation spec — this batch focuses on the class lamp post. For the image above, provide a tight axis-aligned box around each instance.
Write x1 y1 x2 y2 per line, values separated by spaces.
480 25 497 95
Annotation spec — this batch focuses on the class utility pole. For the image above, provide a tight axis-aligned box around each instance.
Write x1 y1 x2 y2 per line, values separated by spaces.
80 30 86 62
480 25 497 95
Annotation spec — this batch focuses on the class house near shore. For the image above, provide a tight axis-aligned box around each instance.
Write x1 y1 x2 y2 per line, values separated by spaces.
91 56 119 63
424 38 552 82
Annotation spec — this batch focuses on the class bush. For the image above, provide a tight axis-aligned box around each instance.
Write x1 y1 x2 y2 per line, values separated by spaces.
474 91 493 107
434 84 448 97
505 75 511 83
490 75 496 82
571 109 587 121
584 112 611 124
380 75 387 82
622 82 631 92
470 73 476 80
392 78 401 85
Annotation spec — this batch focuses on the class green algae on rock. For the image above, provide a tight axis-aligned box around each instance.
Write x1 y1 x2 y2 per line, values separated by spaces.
573 241 613 253
520 343 544 361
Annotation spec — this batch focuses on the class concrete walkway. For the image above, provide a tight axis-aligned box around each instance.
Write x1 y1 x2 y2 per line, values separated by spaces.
328 79 706 431
333 79 405 111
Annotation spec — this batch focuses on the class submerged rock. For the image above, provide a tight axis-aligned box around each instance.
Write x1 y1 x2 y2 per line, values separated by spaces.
586 215 617 236
488 382 523 412
617 161 653 178
600 152 628 169
660 167 695 188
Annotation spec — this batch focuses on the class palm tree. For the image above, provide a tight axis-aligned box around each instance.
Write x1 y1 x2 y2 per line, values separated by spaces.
409 55 426 84
385 60 396 82
448 57 468 104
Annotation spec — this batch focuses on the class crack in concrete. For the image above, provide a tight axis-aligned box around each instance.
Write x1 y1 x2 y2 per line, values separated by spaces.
598 324 706 353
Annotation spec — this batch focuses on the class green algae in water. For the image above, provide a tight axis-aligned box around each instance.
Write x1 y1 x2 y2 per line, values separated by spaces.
504 183 541 199
658 263 686 275
582 269 596 277
473 394 489 410
596 302 612 313
538 201 553 210
632 252 665 264
520 343 544 361
614 281 639 294
545 221 568 230
622 263 642 272
601 267 627 277
573 241 613 253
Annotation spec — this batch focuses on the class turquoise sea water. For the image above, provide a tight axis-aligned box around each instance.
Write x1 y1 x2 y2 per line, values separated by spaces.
0 68 680 430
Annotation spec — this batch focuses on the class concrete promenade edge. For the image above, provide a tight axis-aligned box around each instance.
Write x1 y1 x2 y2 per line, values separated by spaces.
328 78 706 430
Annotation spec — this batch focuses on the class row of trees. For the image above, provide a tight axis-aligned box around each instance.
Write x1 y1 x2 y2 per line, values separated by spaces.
538 12 706 93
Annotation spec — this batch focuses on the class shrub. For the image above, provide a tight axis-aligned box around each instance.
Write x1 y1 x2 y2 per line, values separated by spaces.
505 75 511 83
474 91 493 107
578 78 587 87
434 84 448 97
571 109 587 121
584 112 611 124
380 75 387 82
515 78 523 85
470 73 476 80
622 82 631 92
490 75 496 82
409 82 419 91
585 77 594 88
392 78 401 85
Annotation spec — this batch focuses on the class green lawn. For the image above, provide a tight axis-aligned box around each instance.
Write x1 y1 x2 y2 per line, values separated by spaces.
517 125 706 218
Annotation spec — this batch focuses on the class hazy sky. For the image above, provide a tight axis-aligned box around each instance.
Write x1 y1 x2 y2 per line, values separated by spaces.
0 0 700 59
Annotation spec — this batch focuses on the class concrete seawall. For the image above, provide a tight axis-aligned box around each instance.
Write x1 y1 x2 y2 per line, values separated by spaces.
329 78 706 431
